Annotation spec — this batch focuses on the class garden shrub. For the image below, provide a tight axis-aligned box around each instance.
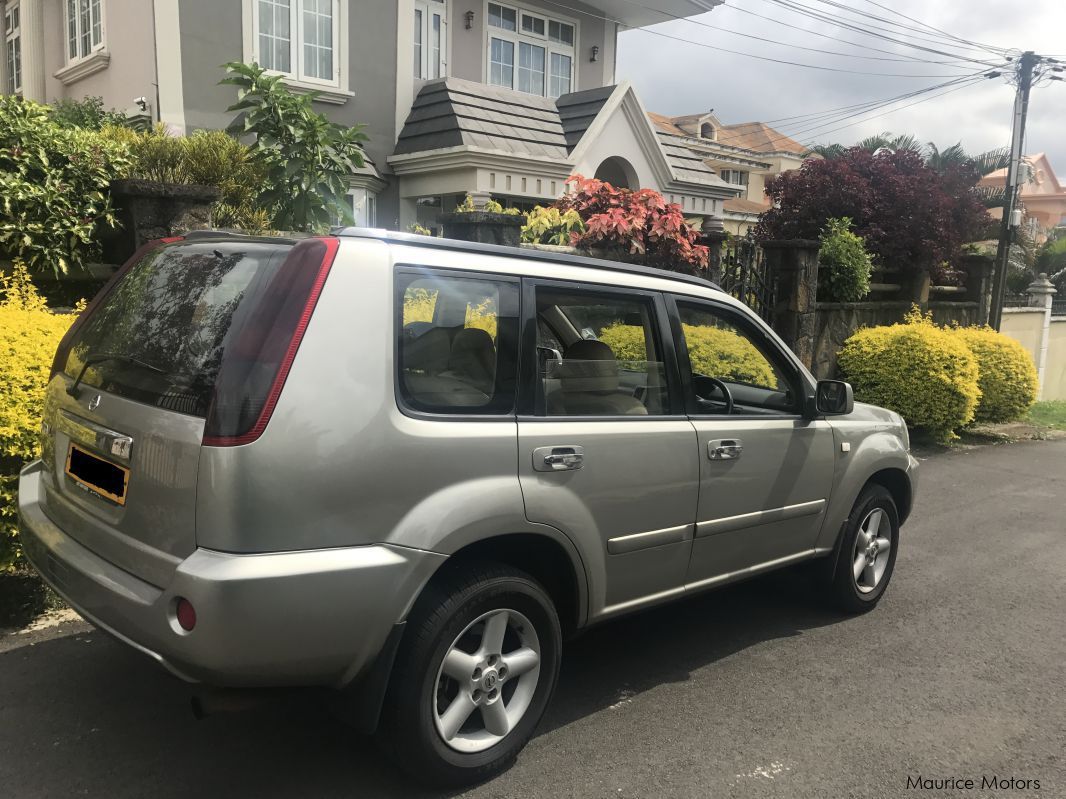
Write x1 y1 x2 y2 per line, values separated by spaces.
102 125 273 233
222 61 368 232
0 96 132 275
818 217 872 302
0 264 80 571
599 323 776 387
838 308 980 442
521 206 585 246
554 175 709 274
952 326 1039 423
454 195 523 215
47 96 128 131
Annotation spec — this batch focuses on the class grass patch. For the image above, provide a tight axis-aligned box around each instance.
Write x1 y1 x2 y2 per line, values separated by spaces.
1028 400 1066 430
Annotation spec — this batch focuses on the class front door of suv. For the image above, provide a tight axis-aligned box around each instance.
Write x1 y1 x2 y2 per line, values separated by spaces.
517 281 699 619
667 296 835 590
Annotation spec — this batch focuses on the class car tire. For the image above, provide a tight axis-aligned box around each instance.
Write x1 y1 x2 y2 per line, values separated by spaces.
378 562 562 788
829 484 900 614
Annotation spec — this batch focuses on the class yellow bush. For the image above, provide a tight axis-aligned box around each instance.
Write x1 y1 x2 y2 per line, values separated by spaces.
838 308 980 442
953 325 1039 423
599 323 777 387
0 263 79 571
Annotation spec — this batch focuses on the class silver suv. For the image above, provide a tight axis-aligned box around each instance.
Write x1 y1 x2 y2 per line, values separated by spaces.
19 229 917 786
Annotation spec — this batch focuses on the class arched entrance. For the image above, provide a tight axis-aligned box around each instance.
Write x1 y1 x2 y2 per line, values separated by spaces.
594 156 639 189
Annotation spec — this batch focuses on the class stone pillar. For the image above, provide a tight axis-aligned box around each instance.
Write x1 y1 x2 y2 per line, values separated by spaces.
18 0 46 102
467 191 494 210
907 270 932 309
762 239 821 369
1026 273 1056 399
700 217 729 285
960 253 995 325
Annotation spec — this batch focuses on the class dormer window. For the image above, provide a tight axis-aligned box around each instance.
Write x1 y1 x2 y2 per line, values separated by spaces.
700 122 715 140
487 2 575 98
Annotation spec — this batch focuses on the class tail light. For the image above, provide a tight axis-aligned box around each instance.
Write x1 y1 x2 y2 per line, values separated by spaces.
201 237 339 446
50 237 185 380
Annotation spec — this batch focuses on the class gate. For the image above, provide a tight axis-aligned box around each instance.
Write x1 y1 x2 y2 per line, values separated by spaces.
718 235 775 322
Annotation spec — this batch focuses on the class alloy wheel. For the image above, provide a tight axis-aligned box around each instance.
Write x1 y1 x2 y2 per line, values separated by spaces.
852 508 892 594
432 608 541 753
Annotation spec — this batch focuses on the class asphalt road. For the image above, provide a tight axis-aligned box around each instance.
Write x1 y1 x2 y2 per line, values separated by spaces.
1 440 1063 798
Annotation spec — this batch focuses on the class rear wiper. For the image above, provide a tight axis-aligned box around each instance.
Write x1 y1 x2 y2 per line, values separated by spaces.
67 354 165 398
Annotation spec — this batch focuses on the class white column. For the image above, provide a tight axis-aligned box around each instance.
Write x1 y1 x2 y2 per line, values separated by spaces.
0 10 9 94
1027 273 1057 400
18 0 45 101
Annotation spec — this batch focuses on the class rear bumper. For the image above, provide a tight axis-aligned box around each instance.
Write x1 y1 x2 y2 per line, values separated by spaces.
18 460 445 687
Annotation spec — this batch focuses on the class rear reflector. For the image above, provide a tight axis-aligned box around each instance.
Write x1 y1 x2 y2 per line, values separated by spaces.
176 598 197 632
201 237 339 446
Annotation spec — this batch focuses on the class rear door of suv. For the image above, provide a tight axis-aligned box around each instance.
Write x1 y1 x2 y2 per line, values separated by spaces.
516 279 699 619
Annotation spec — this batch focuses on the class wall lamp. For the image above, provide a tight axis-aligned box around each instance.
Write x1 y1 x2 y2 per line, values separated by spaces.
590 45 600 62
465 10 474 29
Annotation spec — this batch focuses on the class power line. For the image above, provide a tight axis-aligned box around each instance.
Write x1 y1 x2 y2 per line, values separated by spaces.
854 0 1010 54
540 1 980 78
708 73 993 151
792 77 991 147
606 0 976 65
720 3 990 68
797 0 1009 57
762 0 1004 67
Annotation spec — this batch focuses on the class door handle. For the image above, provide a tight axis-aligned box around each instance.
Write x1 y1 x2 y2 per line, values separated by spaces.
708 439 743 460
533 445 585 472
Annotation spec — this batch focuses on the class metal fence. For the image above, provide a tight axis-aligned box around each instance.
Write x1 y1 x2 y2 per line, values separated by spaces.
719 236 775 321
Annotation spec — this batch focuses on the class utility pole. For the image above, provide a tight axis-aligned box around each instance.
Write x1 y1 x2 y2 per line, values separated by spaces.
989 51 1038 330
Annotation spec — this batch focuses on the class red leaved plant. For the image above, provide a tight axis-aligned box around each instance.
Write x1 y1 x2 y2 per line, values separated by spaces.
554 175 709 275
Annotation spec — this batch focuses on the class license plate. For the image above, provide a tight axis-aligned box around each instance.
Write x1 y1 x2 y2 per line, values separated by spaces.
65 443 130 506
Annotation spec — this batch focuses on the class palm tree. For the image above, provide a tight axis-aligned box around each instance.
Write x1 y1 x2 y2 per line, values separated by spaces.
804 143 847 159
924 142 969 172
856 132 923 153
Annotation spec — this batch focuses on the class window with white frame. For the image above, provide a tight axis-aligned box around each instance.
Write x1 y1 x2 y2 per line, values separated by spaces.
4 1 20 94
719 169 749 187
414 0 446 80
487 2 574 98
333 187 378 228
253 0 340 86
65 0 103 62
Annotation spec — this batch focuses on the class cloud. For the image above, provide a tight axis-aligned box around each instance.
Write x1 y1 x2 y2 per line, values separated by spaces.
617 0 1066 171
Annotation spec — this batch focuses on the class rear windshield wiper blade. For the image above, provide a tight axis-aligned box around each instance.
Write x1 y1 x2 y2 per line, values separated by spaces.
67 353 166 398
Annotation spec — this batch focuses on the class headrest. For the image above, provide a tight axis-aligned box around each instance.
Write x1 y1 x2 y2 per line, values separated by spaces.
404 327 451 373
448 328 496 387
556 339 619 393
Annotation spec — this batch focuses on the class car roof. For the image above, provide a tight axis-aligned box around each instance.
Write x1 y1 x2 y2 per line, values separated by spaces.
331 227 724 294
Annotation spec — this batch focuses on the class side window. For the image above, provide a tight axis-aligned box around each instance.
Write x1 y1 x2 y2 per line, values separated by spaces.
676 301 798 415
534 287 669 417
397 271 519 414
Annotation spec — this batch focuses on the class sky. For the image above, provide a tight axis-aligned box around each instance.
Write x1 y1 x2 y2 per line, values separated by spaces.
616 0 1066 171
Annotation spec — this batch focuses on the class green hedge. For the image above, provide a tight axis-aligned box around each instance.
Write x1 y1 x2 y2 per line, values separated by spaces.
839 310 981 442
599 323 777 387
953 326 1039 423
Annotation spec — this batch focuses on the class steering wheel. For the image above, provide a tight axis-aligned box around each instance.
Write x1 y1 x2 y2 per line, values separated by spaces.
701 377 735 415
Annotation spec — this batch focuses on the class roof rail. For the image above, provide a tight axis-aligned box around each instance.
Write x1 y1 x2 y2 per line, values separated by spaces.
332 227 723 292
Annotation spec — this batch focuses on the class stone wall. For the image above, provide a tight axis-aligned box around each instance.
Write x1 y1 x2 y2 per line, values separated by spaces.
811 301 980 378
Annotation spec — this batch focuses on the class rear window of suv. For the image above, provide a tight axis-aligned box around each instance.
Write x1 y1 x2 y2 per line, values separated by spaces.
61 240 293 417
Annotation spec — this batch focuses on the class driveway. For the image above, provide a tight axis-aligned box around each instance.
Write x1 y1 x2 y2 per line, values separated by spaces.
1 440 1063 798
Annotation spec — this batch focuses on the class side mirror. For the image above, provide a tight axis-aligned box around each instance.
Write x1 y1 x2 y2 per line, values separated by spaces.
815 380 854 416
